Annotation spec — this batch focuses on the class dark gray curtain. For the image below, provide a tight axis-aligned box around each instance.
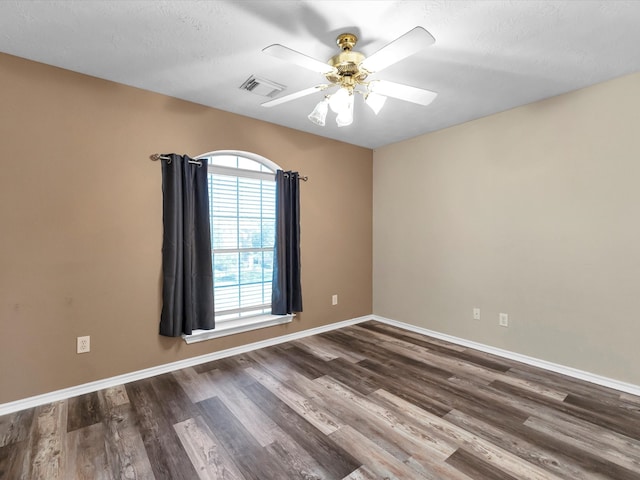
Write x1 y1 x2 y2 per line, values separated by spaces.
272 170 303 315
159 154 215 336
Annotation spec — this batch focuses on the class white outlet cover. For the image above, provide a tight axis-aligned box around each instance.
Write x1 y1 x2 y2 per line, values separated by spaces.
77 335 90 353
499 313 509 327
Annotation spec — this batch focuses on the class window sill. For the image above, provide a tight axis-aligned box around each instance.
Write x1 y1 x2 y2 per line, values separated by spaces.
182 314 294 344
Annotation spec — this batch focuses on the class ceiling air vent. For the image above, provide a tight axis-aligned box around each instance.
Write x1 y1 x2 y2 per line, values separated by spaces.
239 76 285 98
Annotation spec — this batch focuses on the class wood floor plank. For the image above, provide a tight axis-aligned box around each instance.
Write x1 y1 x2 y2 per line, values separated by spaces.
330 425 432 480
125 378 199 480
326 357 385 395
212 356 258 387
506 365 624 402
354 322 515 372
490 379 640 440
343 325 493 381
372 388 567 480
350 322 467 352
67 392 101 432
323 330 455 381
264 439 339 480
245 365 343 435
0 407 33 448
173 415 246 480
205 364 335 478
208 369 282 448
443 376 548 425
172 366 221 403
191 353 254 375
102 384 129 407
150 372 201 425
244 351 423 465
299 376 414 462
340 465 379 480
207 366 337 480
294 335 367 363
197 395 295 480
255 344 334 380
314 376 458 460
252 344 380 396
332 422 479 480
195 353 330 480
24 400 67 480
453 383 640 480
524 406 640 466
621 392 640 405
0 439 27 480
563 391 640 428
343 333 550 431
357 356 531 423
191 360 220 375
313 382 475 480
525 415 640 474
444 409 607 480
64 422 113 480
446 448 520 480
349 324 570 400
291 337 339 361
241 381 361 479
97 387 155 480
353 358 454 417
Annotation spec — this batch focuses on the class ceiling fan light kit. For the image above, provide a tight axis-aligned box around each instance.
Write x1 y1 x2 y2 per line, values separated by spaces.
307 97 329 126
262 26 437 127
328 86 351 114
364 92 387 115
335 94 355 127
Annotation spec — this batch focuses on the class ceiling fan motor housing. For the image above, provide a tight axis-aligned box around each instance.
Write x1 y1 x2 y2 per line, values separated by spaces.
326 33 368 87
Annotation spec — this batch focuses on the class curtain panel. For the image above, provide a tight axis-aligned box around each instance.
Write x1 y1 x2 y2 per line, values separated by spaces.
159 154 215 336
272 170 303 315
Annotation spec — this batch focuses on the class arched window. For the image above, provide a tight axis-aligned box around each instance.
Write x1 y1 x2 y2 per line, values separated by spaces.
197 150 280 325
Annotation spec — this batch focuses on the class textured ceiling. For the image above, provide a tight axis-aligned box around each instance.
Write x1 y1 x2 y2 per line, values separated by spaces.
1 1 640 149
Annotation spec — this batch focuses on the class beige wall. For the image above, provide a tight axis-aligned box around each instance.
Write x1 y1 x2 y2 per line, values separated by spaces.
0 52 373 404
374 72 640 386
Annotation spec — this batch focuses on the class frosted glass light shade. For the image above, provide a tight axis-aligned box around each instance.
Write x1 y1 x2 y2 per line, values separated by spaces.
308 98 329 126
336 93 354 127
329 87 350 114
365 92 387 115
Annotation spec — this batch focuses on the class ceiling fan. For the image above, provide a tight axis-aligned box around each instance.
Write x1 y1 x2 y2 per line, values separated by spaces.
261 26 437 127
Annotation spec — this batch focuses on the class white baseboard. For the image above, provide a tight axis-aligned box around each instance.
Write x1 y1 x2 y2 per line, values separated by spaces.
0 315 370 416
3 314 638 416
372 314 640 397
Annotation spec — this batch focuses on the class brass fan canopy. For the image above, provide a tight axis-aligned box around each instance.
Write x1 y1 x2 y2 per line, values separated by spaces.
336 33 357 51
325 32 368 86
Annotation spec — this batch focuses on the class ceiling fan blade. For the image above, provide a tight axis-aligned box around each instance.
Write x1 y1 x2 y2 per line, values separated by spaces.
261 85 329 107
360 26 435 73
263 44 336 75
369 80 437 106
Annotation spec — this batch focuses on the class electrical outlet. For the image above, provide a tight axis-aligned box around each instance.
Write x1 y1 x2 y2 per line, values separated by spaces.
77 335 90 354
499 313 509 327
332 294 338 306
473 308 481 320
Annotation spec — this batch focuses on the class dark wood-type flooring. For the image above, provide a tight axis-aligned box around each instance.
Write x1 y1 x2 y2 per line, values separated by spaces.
1 320 640 479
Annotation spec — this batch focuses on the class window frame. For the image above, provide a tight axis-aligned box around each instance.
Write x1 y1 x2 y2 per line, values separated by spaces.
182 150 293 344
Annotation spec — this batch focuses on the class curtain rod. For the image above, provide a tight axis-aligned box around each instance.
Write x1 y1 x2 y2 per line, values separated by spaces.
283 172 309 182
150 153 201 166
150 153 308 181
